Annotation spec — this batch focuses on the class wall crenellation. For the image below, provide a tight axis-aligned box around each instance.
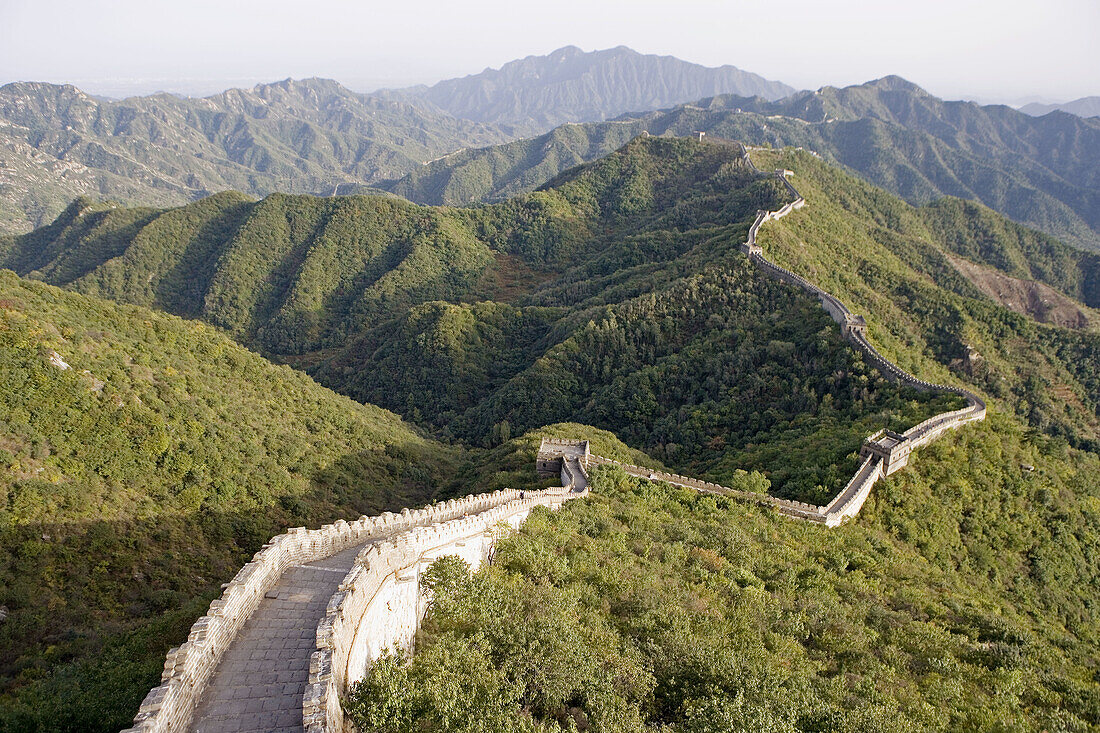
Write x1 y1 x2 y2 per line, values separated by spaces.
734 142 984 523
575 141 985 528
302 483 579 732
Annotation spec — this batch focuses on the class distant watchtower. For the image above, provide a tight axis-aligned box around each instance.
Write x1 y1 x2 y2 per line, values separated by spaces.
694 130 706 141
536 439 591 477
843 314 867 338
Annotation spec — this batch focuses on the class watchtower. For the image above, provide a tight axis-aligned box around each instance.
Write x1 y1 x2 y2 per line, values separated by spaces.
843 314 867 338
860 429 912 475
536 439 591 477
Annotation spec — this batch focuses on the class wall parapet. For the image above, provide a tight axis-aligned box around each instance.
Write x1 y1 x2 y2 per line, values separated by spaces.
302 485 579 732
589 140 986 527
735 141 986 524
125 137 992 733
122 488 544 733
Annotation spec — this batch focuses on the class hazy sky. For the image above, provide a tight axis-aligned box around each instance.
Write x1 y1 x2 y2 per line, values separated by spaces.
1 0 1096 103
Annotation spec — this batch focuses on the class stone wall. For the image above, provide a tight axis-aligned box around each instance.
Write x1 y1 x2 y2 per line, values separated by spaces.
302 485 578 732
734 142 986 525
125 139 993 733
593 141 985 528
123 489 546 733
586 454 826 523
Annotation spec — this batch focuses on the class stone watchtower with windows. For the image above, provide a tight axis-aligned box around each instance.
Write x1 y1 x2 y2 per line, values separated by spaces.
843 314 867 338
860 429 912 474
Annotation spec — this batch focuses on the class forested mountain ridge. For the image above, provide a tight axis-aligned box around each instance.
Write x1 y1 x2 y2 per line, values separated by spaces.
397 45 795 129
4 60 1097 254
0 138 964 503
0 271 461 728
342 144 1100 733
749 147 1100 447
0 77 512 234
386 77 1100 251
6 136 1100 492
0 47 794 236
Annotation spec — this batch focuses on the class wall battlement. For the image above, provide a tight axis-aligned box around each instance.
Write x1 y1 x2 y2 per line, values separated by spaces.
591 139 986 526
124 484 585 733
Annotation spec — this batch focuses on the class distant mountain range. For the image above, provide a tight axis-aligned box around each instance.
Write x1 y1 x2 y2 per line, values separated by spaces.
0 77 511 234
0 47 795 234
1 49 1098 254
386 76 1100 252
1020 96 1100 118
396 45 795 129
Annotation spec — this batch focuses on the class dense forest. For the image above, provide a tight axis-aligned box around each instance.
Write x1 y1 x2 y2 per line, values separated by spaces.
346 142 1100 731
350 436 1100 732
748 147 1100 452
2 136 1100 729
5 137 1097 496
1 138 966 502
0 273 459 729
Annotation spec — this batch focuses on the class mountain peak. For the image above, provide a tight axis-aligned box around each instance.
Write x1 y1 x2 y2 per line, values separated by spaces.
862 75 930 95
547 45 586 59
410 46 795 129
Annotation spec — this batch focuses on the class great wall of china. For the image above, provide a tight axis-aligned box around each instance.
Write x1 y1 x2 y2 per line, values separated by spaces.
124 139 986 732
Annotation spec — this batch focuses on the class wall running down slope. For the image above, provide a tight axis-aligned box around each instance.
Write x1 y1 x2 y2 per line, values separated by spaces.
742 144 985 523
587 142 985 527
124 470 587 733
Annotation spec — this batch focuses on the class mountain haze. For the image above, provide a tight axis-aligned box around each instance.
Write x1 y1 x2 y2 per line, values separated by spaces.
0 48 795 235
4 58 1097 253
401 45 796 129
0 77 511 234
1021 96 1100 118
387 77 1100 251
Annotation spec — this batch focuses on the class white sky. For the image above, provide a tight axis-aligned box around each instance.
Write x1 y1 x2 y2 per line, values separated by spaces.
0 0 1096 103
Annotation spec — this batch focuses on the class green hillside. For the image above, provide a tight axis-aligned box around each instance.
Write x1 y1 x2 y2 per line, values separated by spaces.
2 138 963 503
4 135 1100 729
339 145 1100 733
748 147 1100 449
0 272 459 729
350 430 1100 732
6 137 1100 498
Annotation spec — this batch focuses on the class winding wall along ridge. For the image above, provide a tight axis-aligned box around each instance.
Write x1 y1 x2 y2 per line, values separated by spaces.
126 138 985 732
562 142 985 528
695 143 984 525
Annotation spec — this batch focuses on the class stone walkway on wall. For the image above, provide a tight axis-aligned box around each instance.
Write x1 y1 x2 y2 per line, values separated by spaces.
189 542 372 733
